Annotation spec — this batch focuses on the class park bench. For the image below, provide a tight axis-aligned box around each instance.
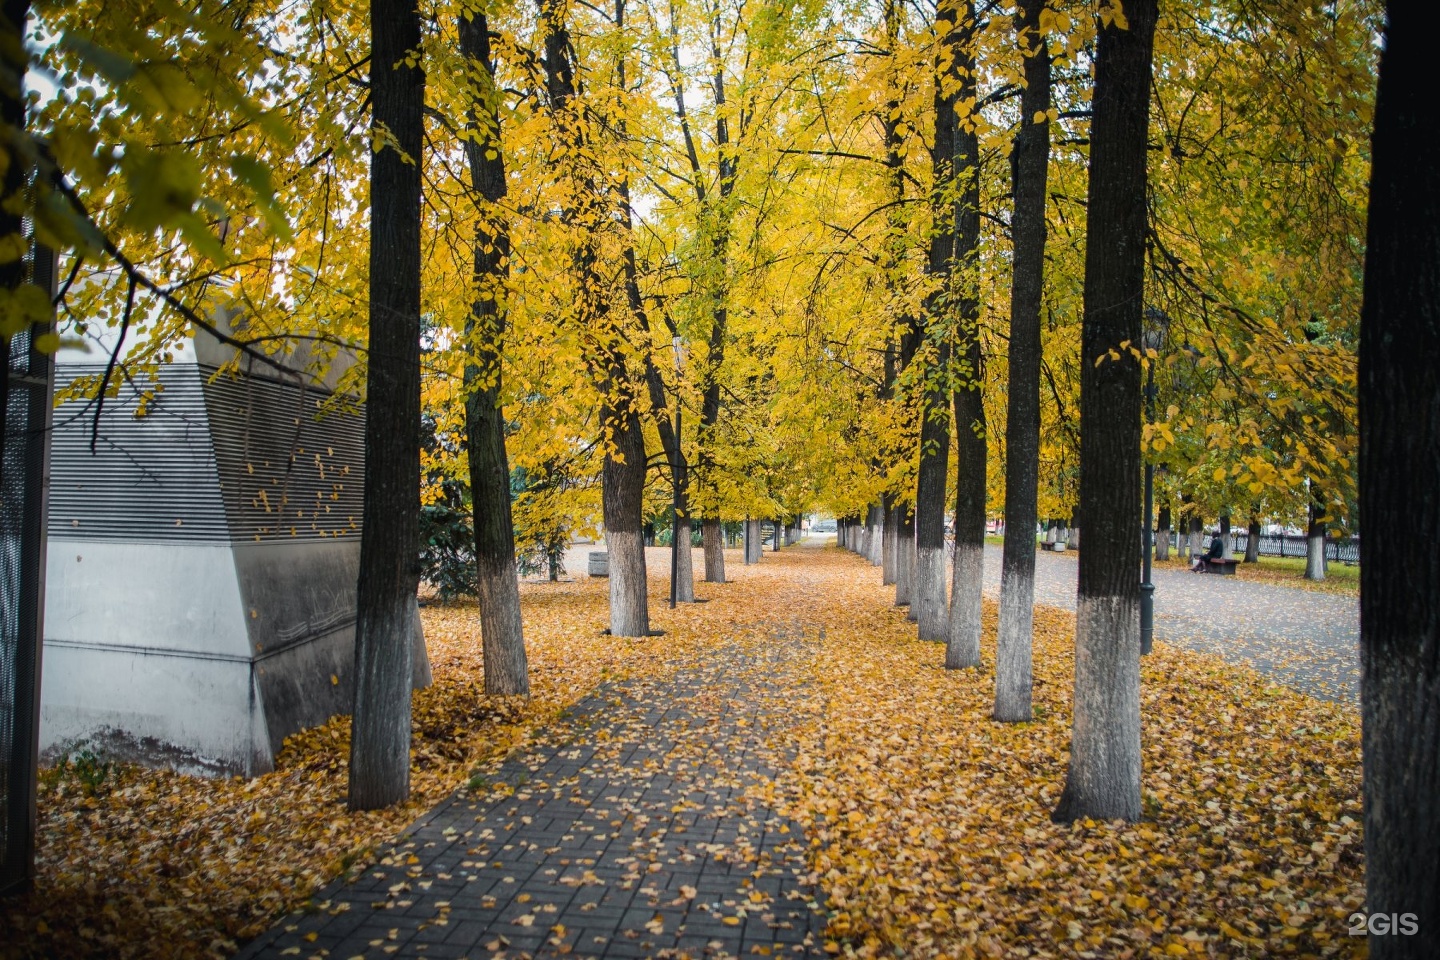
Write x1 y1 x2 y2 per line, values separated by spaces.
1201 558 1237 575
1042 541 1067 552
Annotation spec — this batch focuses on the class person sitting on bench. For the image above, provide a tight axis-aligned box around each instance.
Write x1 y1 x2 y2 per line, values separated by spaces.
1192 534 1224 572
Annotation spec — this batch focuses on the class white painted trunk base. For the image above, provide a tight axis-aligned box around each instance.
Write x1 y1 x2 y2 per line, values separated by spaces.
674 523 695 602
1306 534 1327 580
994 566 1034 721
1061 594 1142 821
607 530 650 637
946 543 983 668
915 545 948 641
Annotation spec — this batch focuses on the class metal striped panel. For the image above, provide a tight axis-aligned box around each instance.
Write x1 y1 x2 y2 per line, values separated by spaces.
202 370 365 542
49 364 231 541
48 364 366 544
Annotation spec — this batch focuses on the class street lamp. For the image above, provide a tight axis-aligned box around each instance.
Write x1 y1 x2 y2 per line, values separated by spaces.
670 335 684 610
1140 309 1168 656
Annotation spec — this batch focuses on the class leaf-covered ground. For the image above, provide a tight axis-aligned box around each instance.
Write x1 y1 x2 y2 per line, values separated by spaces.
771 548 1364 958
2 542 1363 959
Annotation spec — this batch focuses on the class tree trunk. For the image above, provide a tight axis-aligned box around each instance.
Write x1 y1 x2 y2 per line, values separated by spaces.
674 512 695 602
869 503 885 565
948 384 986 669
914 0 963 644
1359 10 1440 947
540 0 651 636
602 403 650 636
994 0 1050 721
894 504 914 609
944 0 985 669
702 518 726 582
459 9 527 696
0 0 31 480
882 493 898 585
349 0 424 811
1218 512 1233 560
1188 515 1203 561
744 517 762 564
409 598 432 689
1156 503 1171 560
1245 517 1260 563
1052 0 1156 825
1306 489 1327 580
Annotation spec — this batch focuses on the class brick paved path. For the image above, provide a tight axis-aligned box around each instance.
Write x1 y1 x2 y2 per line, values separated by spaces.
237 635 826 960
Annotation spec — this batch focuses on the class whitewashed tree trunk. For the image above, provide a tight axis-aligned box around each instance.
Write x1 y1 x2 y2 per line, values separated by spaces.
674 518 695 602
869 505 885 565
607 529 649 636
1059 595 1142 819
410 597 433 690
1306 533 1327 580
744 518 762 564
882 500 898 585
946 539 983 667
995 559 1034 720
915 545 948 641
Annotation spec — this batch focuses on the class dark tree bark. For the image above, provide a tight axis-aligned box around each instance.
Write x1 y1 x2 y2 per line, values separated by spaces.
0 0 31 475
349 0 425 811
1360 6 1440 947
1053 0 1157 825
1245 516 1260 563
995 0 1051 720
458 10 527 696
945 0 985 669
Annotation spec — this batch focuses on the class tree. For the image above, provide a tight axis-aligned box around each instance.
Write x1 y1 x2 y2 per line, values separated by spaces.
349 0 425 810
913 0 960 644
538 0 650 637
994 0 1051 721
458 5 528 696
1359 1 1440 950
1053 0 1158 824
944 0 984 670
0 0 32 475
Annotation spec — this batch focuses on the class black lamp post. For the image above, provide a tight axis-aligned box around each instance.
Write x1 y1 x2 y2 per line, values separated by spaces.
669 336 684 610
1140 311 1167 656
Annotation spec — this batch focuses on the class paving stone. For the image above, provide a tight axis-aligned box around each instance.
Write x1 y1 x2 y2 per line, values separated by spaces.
236 629 827 959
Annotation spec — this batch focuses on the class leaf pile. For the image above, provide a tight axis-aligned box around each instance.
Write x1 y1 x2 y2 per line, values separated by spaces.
771 550 1364 958
0 575 682 960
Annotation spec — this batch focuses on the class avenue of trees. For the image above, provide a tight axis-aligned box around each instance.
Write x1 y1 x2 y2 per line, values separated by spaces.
1 0 1432 949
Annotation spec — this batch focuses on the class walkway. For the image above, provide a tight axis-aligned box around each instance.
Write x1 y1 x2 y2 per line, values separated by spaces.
237 536 1358 960
237 623 826 960
979 543 1361 702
